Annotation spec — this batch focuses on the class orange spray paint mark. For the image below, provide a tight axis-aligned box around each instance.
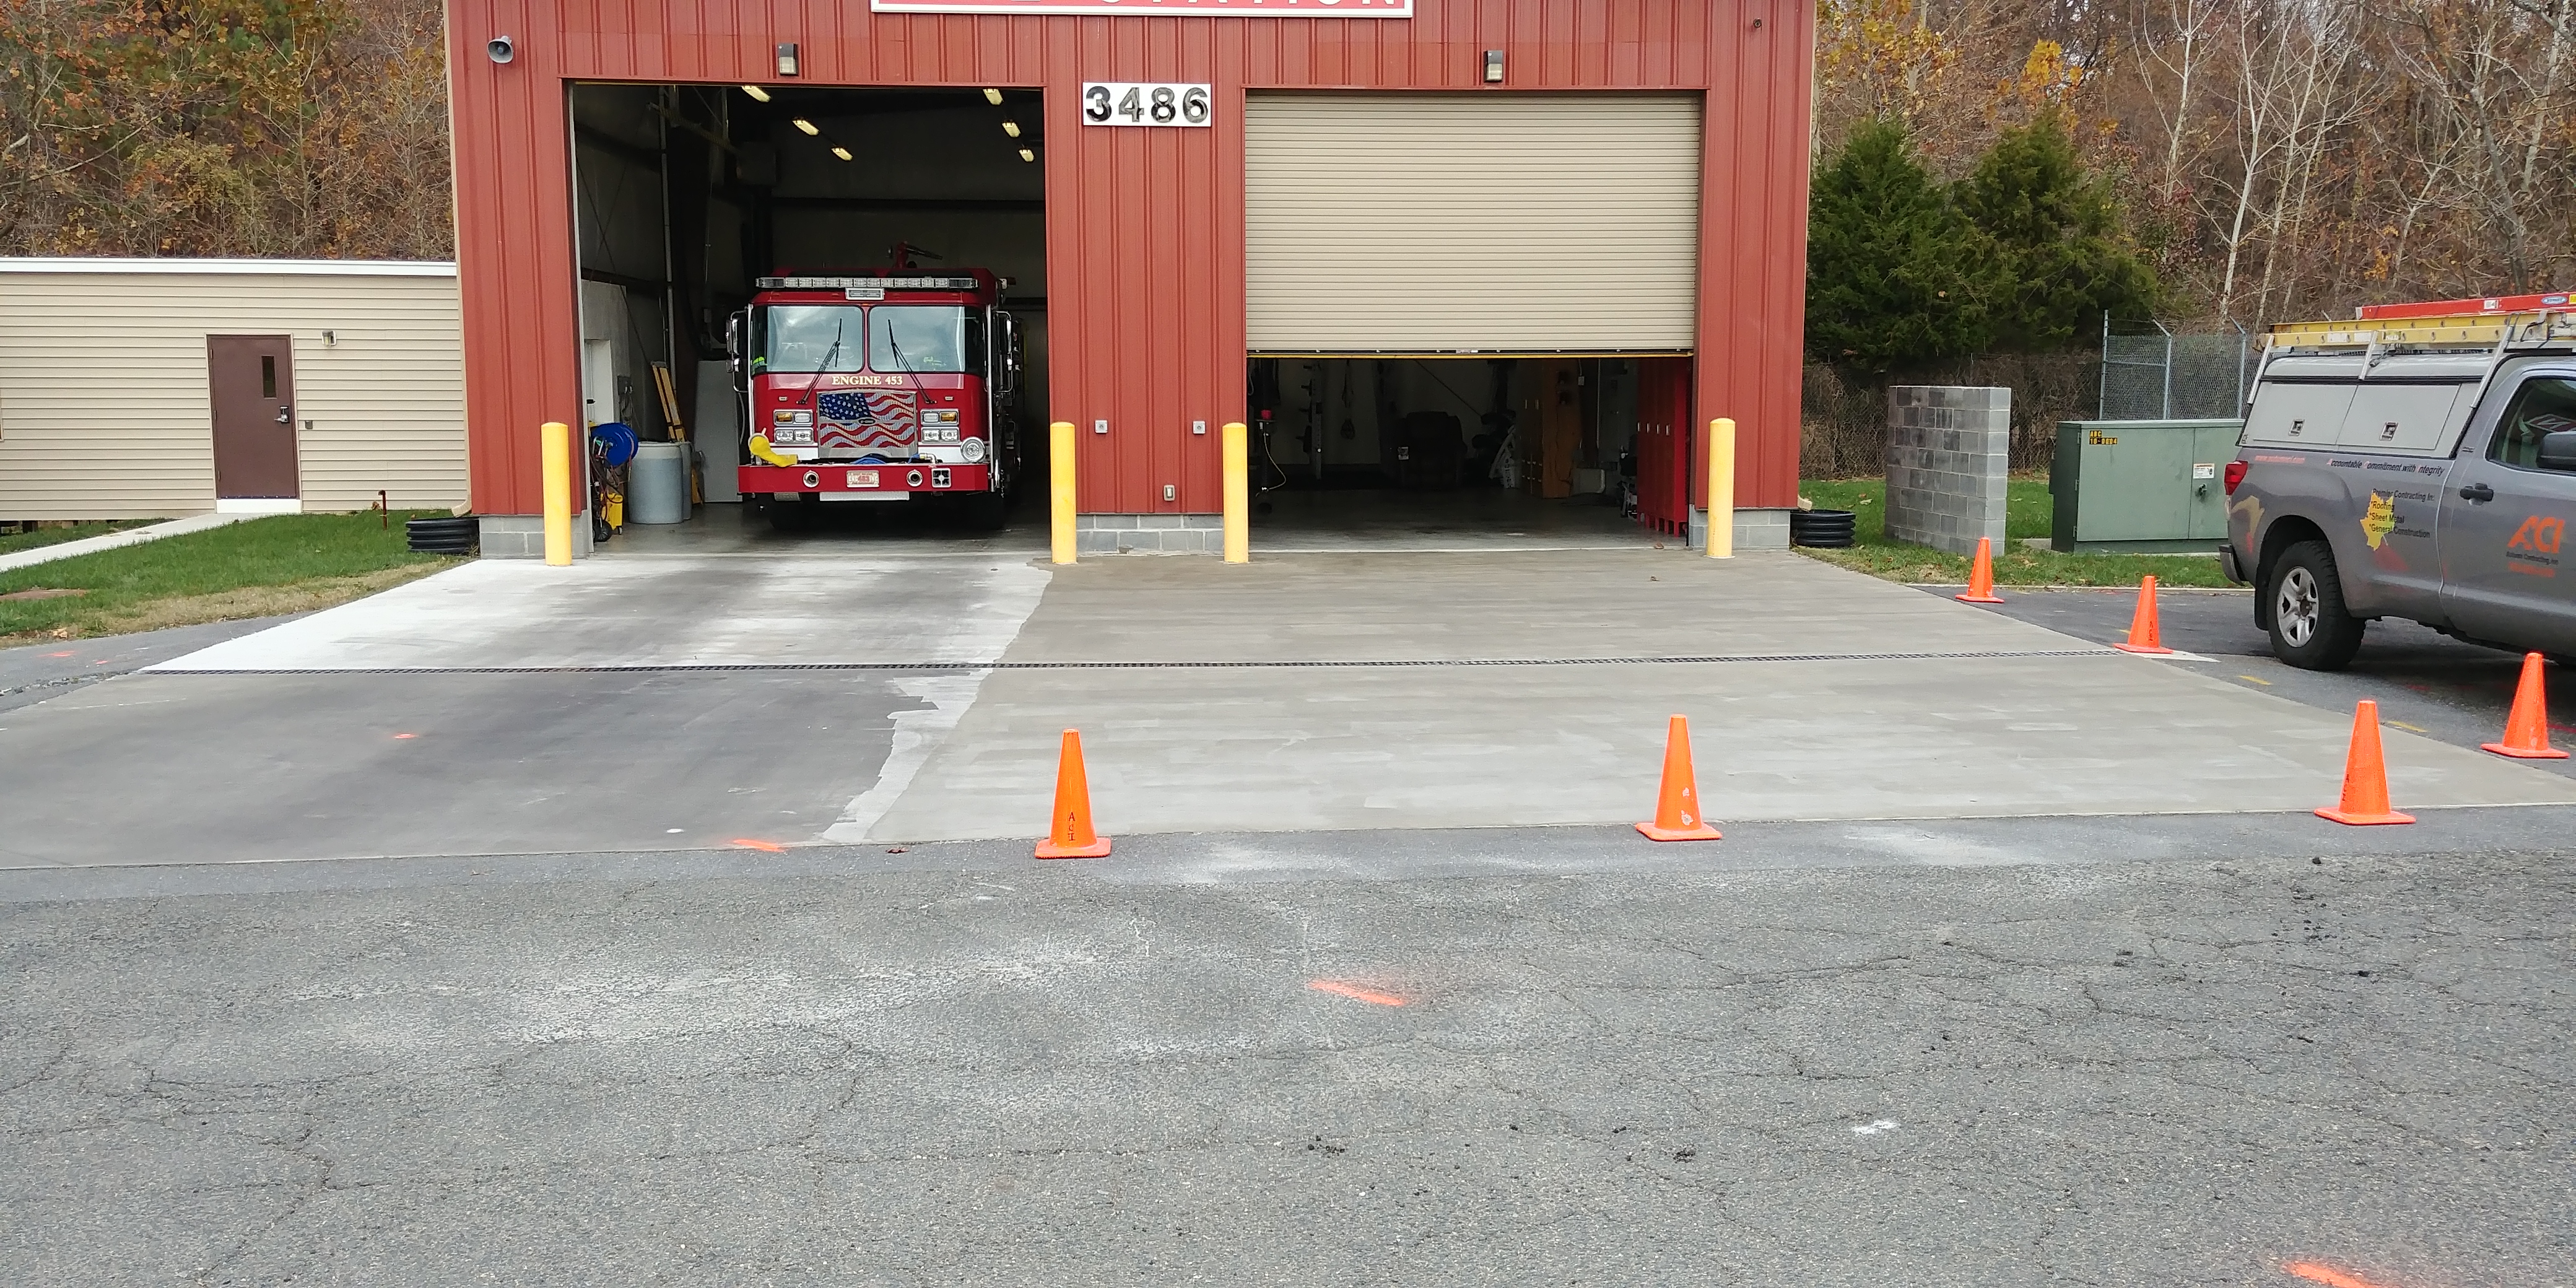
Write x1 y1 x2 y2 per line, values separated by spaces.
393 733 417 739
46 651 73 658
731 838 786 853
2284 1262 2398 1288
1308 980 1406 1007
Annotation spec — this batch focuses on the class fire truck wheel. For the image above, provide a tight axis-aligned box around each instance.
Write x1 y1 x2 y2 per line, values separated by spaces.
959 492 1009 531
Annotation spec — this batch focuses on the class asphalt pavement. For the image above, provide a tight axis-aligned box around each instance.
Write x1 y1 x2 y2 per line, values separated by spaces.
3 821 2569 1286
0 615 294 713
1931 584 2575 778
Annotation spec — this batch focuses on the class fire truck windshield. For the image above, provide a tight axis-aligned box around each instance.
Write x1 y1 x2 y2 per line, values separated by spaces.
757 305 866 374
869 307 981 375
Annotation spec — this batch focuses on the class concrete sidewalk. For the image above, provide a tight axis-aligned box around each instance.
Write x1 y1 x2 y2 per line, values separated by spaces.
0 514 251 575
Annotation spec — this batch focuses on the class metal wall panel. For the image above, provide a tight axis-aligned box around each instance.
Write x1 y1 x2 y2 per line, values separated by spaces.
1244 92 1701 354
443 0 1810 515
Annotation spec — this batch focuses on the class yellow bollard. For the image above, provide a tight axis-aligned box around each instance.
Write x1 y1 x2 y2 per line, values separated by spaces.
1705 416 1736 559
541 420 573 566
1050 420 1077 564
1221 421 1249 563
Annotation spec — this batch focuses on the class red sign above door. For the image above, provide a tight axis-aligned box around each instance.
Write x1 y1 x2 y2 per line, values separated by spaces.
871 0 1409 14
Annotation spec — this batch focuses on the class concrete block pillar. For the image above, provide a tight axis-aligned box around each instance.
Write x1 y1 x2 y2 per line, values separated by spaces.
1884 386 2011 555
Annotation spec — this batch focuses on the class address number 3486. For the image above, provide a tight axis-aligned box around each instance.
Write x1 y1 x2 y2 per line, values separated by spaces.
1081 82 1212 128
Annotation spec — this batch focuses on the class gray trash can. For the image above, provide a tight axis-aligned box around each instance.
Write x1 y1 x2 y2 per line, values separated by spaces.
626 440 690 524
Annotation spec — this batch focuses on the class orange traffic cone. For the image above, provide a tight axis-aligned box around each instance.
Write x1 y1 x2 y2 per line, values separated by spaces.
2114 575 2174 655
2315 700 2414 825
1034 729 1113 858
1635 715 1723 842
2482 652 2568 759
1954 536 2004 604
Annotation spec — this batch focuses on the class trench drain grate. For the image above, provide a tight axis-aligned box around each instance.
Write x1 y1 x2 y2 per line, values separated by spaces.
153 648 2114 676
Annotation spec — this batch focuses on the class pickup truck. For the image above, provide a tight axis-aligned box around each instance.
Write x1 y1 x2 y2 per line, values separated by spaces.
2223 318 2576 670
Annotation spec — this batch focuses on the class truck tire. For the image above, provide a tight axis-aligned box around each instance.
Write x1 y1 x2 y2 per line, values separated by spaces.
2267 539 2366 671
959 492 1009 532
766 498 815 533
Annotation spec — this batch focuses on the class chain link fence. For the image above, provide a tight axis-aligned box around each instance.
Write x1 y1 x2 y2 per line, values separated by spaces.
1800 352 2098 477
2099 320 2253 421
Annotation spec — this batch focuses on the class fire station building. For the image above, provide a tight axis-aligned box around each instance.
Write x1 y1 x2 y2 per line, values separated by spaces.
443 0 1814 554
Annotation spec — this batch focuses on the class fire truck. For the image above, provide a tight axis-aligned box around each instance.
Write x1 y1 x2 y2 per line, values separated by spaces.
728 267 1024 531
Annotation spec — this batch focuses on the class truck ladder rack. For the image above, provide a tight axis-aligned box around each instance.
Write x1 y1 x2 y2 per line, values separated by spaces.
2265 310 2576 354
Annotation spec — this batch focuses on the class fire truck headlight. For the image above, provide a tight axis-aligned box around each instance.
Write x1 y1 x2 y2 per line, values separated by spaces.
961 435 988 463
773 409 812 427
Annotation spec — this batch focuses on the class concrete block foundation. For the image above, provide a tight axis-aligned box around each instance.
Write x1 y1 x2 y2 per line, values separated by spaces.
1687 507 1795 553
1076 513 1223 555
477 513 593 559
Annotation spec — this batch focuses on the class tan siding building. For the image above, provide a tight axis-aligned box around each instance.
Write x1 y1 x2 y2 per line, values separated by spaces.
0 259 466 520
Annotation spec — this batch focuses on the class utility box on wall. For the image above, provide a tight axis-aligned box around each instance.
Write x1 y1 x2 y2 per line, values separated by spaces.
2050 419 2243 552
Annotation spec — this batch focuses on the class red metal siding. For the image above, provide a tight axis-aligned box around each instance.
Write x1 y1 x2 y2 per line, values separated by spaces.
445 0 1812 516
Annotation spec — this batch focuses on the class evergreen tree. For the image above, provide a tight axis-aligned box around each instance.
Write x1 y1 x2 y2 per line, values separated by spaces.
1954 110 2159 350
1804 117 1995 371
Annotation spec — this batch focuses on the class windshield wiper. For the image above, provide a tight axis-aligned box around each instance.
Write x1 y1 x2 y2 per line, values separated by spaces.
801 313 849 402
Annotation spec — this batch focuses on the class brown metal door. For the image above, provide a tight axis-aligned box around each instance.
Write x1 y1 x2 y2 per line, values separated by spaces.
207 335 300 498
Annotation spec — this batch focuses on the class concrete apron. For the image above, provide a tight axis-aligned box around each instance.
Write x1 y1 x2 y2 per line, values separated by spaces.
85 548 2576 860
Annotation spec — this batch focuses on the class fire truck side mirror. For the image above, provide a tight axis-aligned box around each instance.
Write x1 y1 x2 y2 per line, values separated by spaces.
996 311 1020 396
726 311 746 393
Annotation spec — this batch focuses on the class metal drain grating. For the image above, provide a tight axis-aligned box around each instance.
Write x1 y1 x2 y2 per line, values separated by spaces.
152 648 2112 676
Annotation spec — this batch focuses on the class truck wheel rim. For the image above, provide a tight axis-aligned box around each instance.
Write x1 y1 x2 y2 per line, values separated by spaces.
2278 567 2319 647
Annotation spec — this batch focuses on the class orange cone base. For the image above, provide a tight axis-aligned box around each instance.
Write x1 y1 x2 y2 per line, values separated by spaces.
1635 820 1723 842
1035 837 1113 859
2113 642 2176 655
2313 806 2414 826
2481 741 2569 759
1954 591 2005 604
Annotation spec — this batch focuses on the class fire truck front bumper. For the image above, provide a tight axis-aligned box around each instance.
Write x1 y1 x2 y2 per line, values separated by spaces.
741 463 993 497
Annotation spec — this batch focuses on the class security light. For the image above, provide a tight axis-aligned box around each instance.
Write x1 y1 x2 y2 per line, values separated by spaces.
1002 120 1020 137
1483 49 1505 82
983 88 1004 105
775 43 799 77
792 118 819 136
1018 147 1035 163
740 84 771 102
831 145 853 162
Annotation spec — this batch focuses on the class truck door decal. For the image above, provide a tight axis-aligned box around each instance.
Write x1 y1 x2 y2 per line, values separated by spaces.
2360 492 2396 549
2507 515 2566 576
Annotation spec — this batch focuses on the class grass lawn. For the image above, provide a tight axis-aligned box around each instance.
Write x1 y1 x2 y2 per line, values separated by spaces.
0 518 160 557
1793 477 2235 588
0 511 459 645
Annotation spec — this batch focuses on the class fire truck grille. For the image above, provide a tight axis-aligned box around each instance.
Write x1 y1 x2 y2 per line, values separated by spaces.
815 390 917 451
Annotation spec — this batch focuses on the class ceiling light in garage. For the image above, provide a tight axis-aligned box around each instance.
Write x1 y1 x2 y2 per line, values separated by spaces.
792 118 819 136
1018 147 1035 163
740 84 771 103
831 145 853 162
983 88 1003 105
1002 120 1021 137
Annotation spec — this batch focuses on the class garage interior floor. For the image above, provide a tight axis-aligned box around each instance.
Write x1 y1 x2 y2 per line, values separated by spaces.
2 549 2569 867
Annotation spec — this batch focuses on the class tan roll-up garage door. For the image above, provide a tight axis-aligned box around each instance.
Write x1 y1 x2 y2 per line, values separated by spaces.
1245 92 1702 356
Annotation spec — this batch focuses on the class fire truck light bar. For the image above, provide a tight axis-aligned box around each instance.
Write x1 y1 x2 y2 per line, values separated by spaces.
757 275 979 290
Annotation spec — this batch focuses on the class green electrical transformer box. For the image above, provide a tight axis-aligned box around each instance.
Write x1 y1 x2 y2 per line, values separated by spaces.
2050 419 2244 553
